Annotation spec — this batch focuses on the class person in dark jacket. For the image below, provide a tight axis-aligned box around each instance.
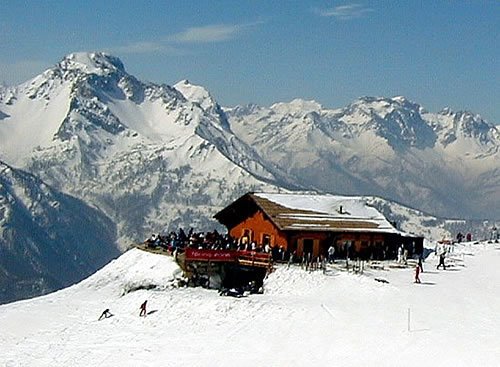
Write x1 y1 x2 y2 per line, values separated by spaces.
139 300 147 317
437 250 446 270
98 308 113 320
418 255 424 272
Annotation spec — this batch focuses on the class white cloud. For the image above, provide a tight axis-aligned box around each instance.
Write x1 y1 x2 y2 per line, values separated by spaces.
169 24 241 43
106 21 263 55
168 21 263 43
316 3 374 20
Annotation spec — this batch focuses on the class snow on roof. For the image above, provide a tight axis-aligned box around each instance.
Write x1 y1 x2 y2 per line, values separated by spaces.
253 192 400 234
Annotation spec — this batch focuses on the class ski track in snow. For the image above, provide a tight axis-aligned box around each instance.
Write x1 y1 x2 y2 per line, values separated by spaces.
1 243 500 366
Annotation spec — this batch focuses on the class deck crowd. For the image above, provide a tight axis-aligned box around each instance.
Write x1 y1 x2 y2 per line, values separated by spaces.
145 228 292 262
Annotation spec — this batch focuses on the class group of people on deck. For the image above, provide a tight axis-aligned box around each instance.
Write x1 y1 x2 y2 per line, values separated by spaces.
145 228 288 262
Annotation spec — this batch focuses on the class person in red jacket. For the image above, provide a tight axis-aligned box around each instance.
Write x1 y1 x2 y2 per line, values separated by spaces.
414 264 421 284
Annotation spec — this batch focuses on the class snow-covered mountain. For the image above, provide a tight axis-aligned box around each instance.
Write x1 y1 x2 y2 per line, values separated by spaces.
0 161 119 304
0 52 290 247
226 96 499 219
0 52 498 251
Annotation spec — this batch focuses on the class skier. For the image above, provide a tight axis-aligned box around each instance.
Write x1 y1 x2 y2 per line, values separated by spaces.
139 300 147 317
436 247 446 270
98 308 113 321
397 245 403 264
414 264 421 284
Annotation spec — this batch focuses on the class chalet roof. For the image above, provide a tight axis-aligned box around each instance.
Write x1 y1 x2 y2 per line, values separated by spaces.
250 192 400 234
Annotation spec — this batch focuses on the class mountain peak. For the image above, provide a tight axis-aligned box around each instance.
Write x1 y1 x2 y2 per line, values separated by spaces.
57 52 126 76
354 96 420 109
270 99 322 115
174 79 213 107
391 96 416 106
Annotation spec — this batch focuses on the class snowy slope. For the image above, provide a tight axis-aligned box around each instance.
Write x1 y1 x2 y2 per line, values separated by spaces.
0 161 120 304
1 243 499 366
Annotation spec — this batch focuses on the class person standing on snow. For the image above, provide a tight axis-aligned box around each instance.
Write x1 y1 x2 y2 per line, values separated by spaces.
287 251 294 269
414 264 421 284
418 255 424 273
139 300 148 317
328 245 335 263
437 247 446 270
397 245 403 264
491 226 498 242
403 247 408 265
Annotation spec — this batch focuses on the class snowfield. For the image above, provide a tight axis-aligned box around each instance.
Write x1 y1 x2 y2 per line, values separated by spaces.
1 242 499 367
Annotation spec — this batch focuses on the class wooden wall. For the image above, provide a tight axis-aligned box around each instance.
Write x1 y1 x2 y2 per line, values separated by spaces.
229 210 288 249
227 208 418 260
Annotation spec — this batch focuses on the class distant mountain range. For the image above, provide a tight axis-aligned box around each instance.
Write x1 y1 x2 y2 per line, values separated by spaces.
226 96 499 219
0 52 498 302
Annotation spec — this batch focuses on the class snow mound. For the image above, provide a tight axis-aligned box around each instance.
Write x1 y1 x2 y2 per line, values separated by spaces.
79 248 183 296
264 265 329 296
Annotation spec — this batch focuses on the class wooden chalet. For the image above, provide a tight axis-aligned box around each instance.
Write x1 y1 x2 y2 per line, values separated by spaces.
215 192 423 260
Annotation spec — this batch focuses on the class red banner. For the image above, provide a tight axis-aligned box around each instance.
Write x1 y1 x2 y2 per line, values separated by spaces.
184 248 272 263
185 248 238 262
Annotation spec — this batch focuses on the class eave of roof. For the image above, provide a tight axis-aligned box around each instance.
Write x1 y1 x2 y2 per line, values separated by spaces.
250 193 401 234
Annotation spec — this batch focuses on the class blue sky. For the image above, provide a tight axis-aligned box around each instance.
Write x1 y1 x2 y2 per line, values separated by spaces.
0 1 498 123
